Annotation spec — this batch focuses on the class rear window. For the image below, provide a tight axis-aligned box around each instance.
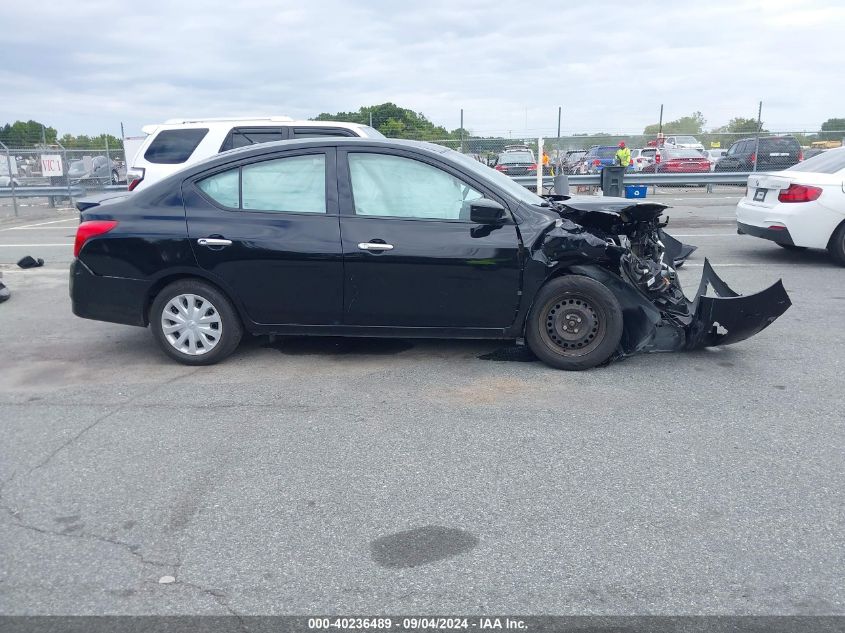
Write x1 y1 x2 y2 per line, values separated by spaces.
759 137 800 151
596 147 617 158
499 151 534 163
144 129 208 164
665 149 706 159
787 149 845 174
675 136 698 144
220 127 285 152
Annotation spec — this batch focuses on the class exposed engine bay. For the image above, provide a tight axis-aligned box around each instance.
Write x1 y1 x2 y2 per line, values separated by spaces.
534 196 792 356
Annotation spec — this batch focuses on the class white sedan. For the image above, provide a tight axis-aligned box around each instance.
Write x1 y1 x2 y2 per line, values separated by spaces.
736 148 845 265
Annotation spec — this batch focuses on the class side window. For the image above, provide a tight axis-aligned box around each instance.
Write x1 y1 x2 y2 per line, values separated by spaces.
220 127 284 152
292 127 356 139
348 153 483 221
196 154 326 214
242 155 326 213
145 129 209 164
197 169 239 208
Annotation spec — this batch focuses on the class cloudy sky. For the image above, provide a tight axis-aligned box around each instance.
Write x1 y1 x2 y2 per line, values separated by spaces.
2 0 843 138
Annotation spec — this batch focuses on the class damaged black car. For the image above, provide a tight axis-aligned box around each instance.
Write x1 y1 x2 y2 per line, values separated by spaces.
70 139 791 369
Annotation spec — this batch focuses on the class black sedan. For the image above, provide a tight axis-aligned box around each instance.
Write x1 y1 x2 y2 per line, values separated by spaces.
70 138 790 369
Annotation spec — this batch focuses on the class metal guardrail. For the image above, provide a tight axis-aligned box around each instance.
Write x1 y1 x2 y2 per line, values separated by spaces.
0 184 126 199
512 172 753 187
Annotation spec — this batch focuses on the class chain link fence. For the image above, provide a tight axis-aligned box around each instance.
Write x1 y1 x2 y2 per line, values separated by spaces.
2 117 843 220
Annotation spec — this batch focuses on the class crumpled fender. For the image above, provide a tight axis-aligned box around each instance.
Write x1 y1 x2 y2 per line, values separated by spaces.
685 258 791 348
659 228 697 267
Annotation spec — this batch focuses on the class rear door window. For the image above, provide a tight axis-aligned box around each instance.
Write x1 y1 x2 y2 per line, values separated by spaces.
219 127 285 152
144 129 209 164
196 154 327 214
760 137 800 152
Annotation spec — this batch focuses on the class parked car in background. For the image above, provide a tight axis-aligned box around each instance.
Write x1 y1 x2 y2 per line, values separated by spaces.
577 146 619 174
631 148 655 172
68 155 126 185
703 149 727 171
126 117 385 192
641 148 711 173
558 149 586 174
715 135 802 172
662 135 705 151
493 149 537 176
736 147 845 265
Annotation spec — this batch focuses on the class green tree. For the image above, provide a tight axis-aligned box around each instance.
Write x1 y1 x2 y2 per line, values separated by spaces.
313 103 456 140
0 120 57 147
820 118 845 140
643 112 706 135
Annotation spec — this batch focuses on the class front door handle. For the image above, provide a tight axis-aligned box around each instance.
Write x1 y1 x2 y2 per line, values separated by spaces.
358 242 394 251
197 238 233 247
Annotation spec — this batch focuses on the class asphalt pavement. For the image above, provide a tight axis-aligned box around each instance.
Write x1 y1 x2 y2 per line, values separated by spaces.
0 192 843 616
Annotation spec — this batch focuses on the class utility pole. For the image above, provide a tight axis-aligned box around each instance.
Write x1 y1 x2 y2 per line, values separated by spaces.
658 104 664 135
556 106 561 144
753 100 763 173
460 108 464 153
369 111 373 128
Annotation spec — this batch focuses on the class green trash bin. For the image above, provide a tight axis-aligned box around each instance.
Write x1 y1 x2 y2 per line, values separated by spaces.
600 166 625 198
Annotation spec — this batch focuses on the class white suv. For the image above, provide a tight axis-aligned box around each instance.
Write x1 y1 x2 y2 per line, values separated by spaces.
126 117 384 192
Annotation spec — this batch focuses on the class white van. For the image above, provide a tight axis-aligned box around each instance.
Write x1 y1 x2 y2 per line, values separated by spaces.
126 117 384 191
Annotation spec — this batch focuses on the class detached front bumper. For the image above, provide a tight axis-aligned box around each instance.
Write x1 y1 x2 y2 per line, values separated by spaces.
685 259 791 348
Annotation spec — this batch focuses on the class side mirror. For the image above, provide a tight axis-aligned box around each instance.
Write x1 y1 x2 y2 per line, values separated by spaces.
469 198 507 225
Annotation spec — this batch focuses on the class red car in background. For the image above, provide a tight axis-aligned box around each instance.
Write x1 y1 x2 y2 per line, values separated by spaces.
641 148 711 173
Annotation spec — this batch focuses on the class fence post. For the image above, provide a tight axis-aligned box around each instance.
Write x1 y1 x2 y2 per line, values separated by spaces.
105 135 111 185
536 137 543 194
1 141 19 217
752 100 762 173
58 141 71 203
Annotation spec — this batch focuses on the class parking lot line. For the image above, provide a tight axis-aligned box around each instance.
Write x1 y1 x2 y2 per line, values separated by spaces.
0 218 78 231
0 243 72 247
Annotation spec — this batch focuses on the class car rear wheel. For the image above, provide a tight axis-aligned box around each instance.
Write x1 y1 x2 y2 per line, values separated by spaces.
526 275 624 370
828 222 845 266
111 170 120 184
150 280 242 365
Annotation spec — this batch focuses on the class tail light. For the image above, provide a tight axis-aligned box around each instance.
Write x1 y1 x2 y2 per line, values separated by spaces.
750 152 756 165
74 220 118 257
126 167 145 191
494 164 508 172
593 159 600 166
528 163 537 172
655 154 661 164
798 150 804 161
777 183 822 203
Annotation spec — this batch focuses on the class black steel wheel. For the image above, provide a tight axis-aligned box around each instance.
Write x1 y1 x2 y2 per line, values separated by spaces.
526 275 624 370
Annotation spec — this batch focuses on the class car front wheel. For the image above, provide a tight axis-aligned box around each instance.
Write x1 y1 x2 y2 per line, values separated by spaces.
526 275 624 370
150 280 242 365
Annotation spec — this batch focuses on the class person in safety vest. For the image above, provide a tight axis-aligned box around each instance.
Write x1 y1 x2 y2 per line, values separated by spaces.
542 149 552 175
615 141 632 168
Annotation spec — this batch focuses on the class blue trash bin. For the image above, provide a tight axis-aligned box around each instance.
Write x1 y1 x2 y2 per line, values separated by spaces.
625 185 647 199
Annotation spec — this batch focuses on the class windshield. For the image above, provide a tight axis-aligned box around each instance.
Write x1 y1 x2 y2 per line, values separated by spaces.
786 148 845 174
446 149 545 206
675 136 698 144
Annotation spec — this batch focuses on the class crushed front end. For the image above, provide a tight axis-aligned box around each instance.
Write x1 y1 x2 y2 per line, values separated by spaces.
534 199 791 355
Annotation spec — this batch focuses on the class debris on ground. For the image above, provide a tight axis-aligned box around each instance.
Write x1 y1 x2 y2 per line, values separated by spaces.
17 256 44 269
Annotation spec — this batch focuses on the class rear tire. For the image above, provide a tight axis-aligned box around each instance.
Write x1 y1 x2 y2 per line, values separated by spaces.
150 280 242 365
828 222 845 266
526 275 624 370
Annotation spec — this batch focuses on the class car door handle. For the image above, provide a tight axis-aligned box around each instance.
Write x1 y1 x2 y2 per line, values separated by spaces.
358 242 394 251
197 238 232 247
